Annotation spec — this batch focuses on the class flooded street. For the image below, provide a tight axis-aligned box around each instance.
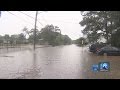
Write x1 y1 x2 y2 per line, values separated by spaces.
0 44 120 79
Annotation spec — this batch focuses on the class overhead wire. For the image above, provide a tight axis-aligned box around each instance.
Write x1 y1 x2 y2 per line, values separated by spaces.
44 19 79 24
8 11 79 31
7 11 41 30
18 11 43 26
7 11 34 27
38 15 48 25
18 11 79 25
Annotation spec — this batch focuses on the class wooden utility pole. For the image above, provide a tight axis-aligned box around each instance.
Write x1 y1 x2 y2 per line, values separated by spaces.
33 11 38 50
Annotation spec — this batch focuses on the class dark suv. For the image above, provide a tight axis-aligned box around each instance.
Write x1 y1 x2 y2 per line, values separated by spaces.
96 46 120 56
89 43 106 53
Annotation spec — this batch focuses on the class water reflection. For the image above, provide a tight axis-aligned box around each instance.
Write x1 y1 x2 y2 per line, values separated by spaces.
8 50 41 79
18 51 42 79
31 51 42 79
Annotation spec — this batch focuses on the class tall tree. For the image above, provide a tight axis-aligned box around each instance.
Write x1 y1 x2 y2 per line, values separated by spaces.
22 27 31 38
4 34 10 43
40 24 60 45
80 11 120 44
40 24 71 46
18 33 26 44
0 35 3 45
74 37 88 46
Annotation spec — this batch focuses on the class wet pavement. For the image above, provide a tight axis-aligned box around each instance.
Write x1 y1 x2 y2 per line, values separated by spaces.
0 44 120 79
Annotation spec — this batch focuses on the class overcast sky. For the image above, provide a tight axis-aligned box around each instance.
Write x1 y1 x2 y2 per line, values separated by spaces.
0 11 84 40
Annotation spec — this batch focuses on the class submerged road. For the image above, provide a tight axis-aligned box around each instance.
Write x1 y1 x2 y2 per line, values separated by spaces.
0 44 120 79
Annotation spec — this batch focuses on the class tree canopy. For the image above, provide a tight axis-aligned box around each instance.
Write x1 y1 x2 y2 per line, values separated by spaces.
40 24 71 46
80 11 120 45
0 24 72 46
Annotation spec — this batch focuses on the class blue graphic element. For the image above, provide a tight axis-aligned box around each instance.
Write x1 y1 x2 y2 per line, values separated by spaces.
99 62 110 72
92 64 99 72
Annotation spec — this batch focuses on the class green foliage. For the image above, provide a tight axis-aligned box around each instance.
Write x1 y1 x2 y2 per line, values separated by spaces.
62 35 72 45
74 37 88 46
0 35 3 44
80 11 120 44
0 33 26 45
40 24 71 46
0 24 71 46
111 29 120 47
54 35 64 45
17 33 26 44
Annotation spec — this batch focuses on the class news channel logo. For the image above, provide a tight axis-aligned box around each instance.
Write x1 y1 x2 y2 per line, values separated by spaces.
92 62 110 72
92 64 99 72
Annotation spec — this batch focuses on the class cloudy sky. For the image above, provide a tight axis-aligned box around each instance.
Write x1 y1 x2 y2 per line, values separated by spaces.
0 11 84 40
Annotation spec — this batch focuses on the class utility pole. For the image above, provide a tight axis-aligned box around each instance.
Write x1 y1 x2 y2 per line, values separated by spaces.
33 11 38 50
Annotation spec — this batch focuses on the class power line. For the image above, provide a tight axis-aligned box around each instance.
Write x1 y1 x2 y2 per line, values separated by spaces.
45 19 79 24
7 11 34 27
7 11 41 30
18 11 43 26
37 11 48 24
19 11 35 19
8 11 79 30
18 11 78 25
36 18 79 24
38 15 48 24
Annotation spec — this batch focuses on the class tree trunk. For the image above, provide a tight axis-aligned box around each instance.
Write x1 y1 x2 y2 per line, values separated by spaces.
104 14 109 43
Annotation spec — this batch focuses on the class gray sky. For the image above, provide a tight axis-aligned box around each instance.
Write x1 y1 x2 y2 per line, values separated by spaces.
0 11 84 40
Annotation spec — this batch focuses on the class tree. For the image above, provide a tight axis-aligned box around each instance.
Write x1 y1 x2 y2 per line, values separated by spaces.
22 27 31 39
55 26 61 35
40 24 60 45
22 26 41 44
74 37 88 46
10 34 19 45
4 34 10 43
111 29 120 47
63 35 72 45
0 35 3 45
80 11 103 43
54 35 64 45
40 24 71 46
79 11 120 44
18 33 26 44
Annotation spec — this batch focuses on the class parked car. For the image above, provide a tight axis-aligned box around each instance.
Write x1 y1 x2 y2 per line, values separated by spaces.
96 46 120 56
89 43 106 53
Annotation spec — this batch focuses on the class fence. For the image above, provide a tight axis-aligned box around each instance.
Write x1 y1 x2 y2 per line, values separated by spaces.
0 43 29 54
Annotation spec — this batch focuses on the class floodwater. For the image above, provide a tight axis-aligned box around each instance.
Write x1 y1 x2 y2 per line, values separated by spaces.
0 44 120 79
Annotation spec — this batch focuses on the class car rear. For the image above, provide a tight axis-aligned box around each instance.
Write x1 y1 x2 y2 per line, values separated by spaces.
89 43 106 53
